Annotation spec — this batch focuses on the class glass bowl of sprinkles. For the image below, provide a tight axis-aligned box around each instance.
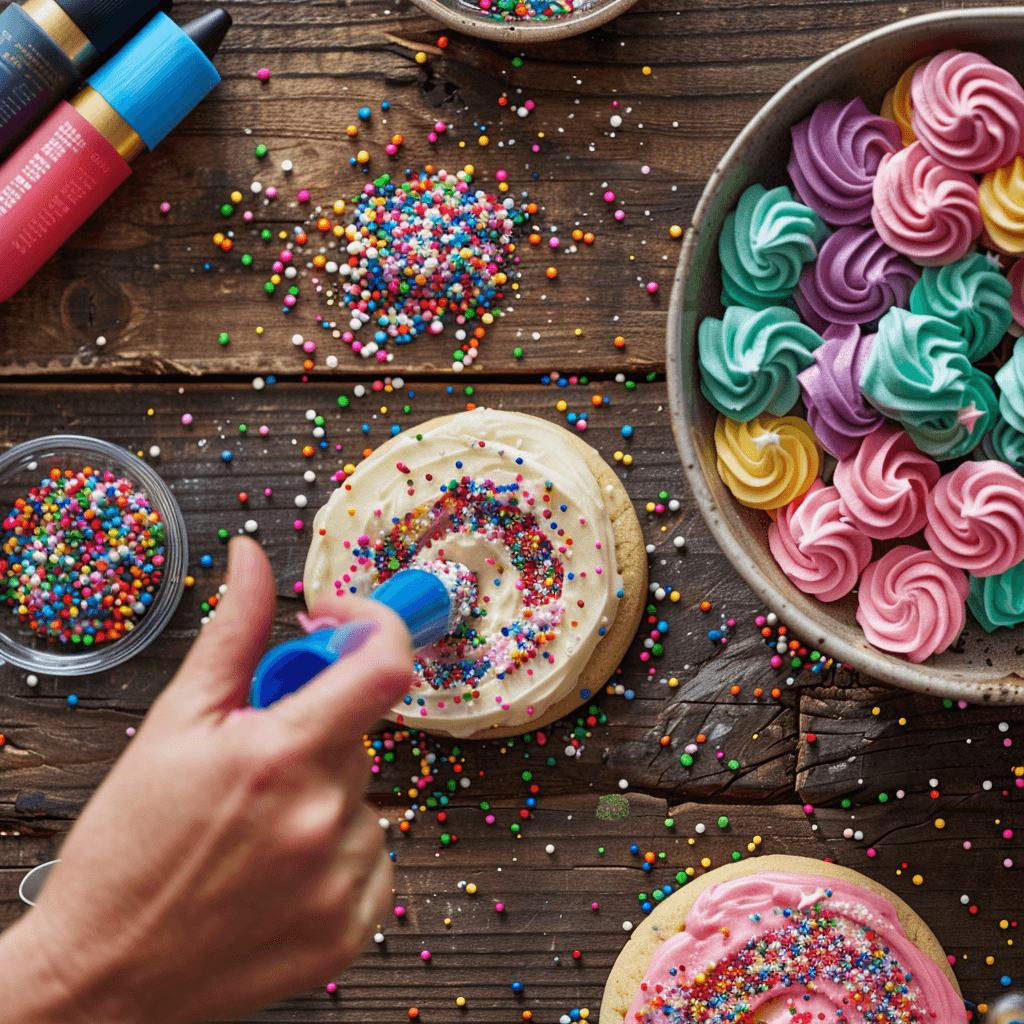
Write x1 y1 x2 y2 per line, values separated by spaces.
407 0 638 42
668 9 1024 704
0 436 188 676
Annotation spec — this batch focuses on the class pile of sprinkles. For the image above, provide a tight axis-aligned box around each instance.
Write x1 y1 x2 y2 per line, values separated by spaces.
475 0 576 22
1 468 164 645
318 167 529 363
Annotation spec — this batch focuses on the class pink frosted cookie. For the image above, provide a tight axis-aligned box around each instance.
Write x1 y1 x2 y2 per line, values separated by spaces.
857 545 969 662
833 423 940 539
911 49 1024 173
871 142 982 265
925 460 1024 577
768 478 873 601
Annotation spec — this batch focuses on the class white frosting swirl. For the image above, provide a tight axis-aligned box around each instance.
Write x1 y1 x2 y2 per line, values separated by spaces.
304 408 623 738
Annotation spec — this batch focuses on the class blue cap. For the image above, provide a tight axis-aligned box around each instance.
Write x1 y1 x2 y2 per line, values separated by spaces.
86 11 221 151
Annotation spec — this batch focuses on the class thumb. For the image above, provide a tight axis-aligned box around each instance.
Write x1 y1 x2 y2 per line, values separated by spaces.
170 536 277 717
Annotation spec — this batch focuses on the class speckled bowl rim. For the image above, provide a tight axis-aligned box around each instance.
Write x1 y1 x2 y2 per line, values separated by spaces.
406 0 638 43
668 7 1024 705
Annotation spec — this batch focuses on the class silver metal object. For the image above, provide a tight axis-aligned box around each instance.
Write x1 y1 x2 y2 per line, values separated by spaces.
988 995 1024 1024
18 859 59 906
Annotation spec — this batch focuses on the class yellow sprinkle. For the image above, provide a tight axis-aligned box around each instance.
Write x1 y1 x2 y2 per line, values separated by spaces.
444 918 451 926
457 997 466 1007
987 956 996 964
415 51 427 63
934 818 945 829
623 454 634 466
898 717 906 725
669 677 679 687
613 451 623 461
581 1011 589 1019
213 232 225 245
912 874 923 885
1001 919 1010 929
557 400 568 412
146 408 154 416
256 326 264 335
478 135 489 146
669 224 683 238
753 836 762 845
184 576 195 587
574 328 583 336
642 65 652 75
871 706 881 715
700 857 711 868
670 592 680 603
278 230 288 240
979 1006 989 1015
380 406 388 415
747 843 756 852
334 199 346 214
407 788 418 798
645 502 656 512
466 883 477 894
230 190 242 203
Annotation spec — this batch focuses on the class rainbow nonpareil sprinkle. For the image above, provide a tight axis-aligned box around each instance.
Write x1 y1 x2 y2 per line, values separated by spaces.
1 468 165 645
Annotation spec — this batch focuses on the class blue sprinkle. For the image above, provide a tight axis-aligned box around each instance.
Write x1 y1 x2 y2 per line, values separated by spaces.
511 982 523 993
200 554 213 568
67 694 78 707
358 106 371 119
624 689 635 700
621 425 633 438
629 844 639 854
221 450 233 461
390 425 401 435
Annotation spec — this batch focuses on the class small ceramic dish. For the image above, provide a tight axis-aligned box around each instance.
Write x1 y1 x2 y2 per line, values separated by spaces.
668 8 1024 704
0 435 188 676
407 0 638 43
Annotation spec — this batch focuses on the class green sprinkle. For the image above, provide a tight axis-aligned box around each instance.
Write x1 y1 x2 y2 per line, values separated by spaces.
255 144 268 158
218 332 230 345
731 851 742 861
260 229 273 241
511 56 523 66
480 801 490 811
841 798 851 809
625 380 637 390
338 396 349 407
510 823 520 834
241 254 253 266
238 424 247 433
217 528 229 541
680 753 693 766
521 770 532 781
727 759 740 770
464 386 474 395
513 347 524 359
314 415 325 426
440 833 451 845
652 890 665 901
264 282 275 294
675 871 688 884
597 847 605 855
220 203 234 217
878 793 889 803
717 815 729 828
664 818 675 828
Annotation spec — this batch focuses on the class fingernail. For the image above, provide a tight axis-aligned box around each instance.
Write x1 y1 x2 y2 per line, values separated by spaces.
327 620 379 658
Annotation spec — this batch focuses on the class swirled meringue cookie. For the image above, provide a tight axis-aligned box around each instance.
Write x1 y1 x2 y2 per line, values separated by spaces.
980 156 1024 256
768 478 872 602
602 856 967 1024
788 97 903 227
714 414 819 511
994 335 1024 433
857 545 969 662
718 184 827 309
1009 257 1024 327
698 305 822 420
304 408 646 739
797 323 884 459
910 49 1024 173
880 57 928 146
981 412 1024 475
909 253 1013 363
872 142 983 266
793 224 919 333
925 460 1024 577
968 560 1024 631
902 368 997 461
833 423 940 539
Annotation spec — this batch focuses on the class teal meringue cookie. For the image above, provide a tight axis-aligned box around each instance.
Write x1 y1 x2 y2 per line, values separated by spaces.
995 335 1024 434
968 560 1024 631
981 413 1024 475
719 184 828 310
902 368 997 459
861 308 972 424
909 253 1013 364
698 304 823 420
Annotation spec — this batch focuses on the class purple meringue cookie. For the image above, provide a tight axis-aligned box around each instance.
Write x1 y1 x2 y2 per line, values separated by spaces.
789 97 903 227
798 324 885 460
794 224 920 333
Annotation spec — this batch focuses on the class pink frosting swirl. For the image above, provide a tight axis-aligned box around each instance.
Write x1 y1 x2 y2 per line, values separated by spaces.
768 478 873 601
794 225 919 333
925 460 1024 576
871 142 983 266
911 49 1024 173
857 544 969 662
1009 256 1024 327
833 423 940 539
788 97 903 226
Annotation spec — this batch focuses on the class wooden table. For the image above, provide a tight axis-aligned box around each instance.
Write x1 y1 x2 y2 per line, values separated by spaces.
2 0 1023 1020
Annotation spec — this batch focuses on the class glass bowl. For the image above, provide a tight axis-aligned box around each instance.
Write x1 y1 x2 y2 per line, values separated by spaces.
667 9 1024 704
407 0 638 42
0 435 188 676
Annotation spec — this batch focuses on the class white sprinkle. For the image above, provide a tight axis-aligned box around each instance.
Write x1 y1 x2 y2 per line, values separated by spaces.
766 613 778 626
622 921 633 932
148 445 160 458
374 932 385 943
250 181 262 193
668 499 680 511
304 470 316 483
379 817 390 828
999 721 1009 732
545 844 555 854
854 830 863 840
645 543 656 554
26 674 38 687
354 385 366 397
564 745 576 757
618 778 628 790
292 334 305 346
983 780 993 790
244 520 258 533
609 115 622 128
843 828 853 839
281 159 293 172
961 894 970 904
305 409 317 420
294 494 308 508
929 778 938 787
695 822 705 834
673 536 685 549
655 588 666 600
325 355 338 368
95 335 106 347
252 377 265 390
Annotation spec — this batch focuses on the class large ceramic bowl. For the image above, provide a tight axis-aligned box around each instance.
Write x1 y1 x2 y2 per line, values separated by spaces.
668 8 1024 704
408 0 638 42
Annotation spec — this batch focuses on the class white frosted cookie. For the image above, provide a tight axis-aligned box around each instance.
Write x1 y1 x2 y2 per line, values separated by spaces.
601 854 966 1024
304 408 646 739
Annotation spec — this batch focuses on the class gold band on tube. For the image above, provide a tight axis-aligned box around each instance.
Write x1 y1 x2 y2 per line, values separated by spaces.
71 86 146 162
21 0 96 69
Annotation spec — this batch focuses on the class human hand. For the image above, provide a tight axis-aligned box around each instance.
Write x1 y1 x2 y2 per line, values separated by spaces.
0 536 415 1024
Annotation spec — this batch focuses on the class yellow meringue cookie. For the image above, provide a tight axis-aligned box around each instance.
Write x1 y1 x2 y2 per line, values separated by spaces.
980 156 1024 255
714 414 820 510
880 56 926 147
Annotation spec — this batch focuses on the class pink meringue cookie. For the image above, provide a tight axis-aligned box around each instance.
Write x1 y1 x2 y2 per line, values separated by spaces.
794 224 919 333
924 460 1024 576
871 142 983 266
911 49 1024 174
856 544 969 662
768 478 873 601
833 423 941 539
1009 256 1024 328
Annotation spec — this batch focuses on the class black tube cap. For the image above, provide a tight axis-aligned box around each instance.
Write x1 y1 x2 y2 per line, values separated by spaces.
55 0 167 54
181 8 231 60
